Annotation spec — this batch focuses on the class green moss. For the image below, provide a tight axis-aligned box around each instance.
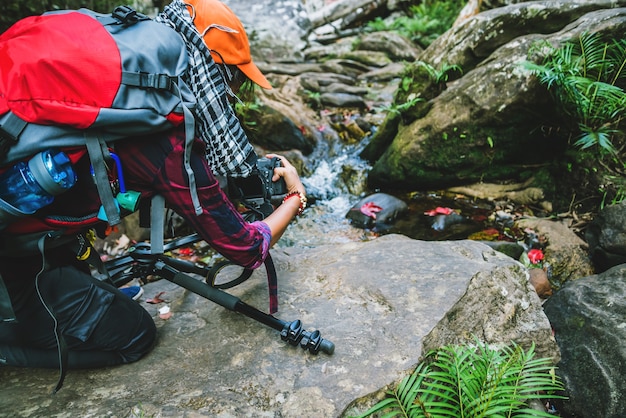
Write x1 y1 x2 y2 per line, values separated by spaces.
360 112 401 162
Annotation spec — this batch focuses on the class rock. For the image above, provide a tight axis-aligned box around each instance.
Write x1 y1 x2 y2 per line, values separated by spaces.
321 82 369 96
367 3 626 190
358 62 406 82
585 201 626 272
503 187 545 205
320 59 374 78
345 192 408 229
421 0 626 72
258 62 324 76
300 72 357 91
340 50 392 68
421 248 558 365
543 265 626 418
528 267 552 298
429 212 468 232
447 179 538 200
320 92 367 108
0 236 558 416
480 240 526 260
356 31 423 62
224 0 311 63
518 218 594 288
304 36 358 61
242 104 314 154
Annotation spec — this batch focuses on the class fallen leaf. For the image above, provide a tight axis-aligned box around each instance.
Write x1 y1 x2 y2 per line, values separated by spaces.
146 291 167 304
359 202 383 219
424 207 455 216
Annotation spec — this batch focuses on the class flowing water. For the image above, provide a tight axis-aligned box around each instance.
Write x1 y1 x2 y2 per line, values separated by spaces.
276 132 492 249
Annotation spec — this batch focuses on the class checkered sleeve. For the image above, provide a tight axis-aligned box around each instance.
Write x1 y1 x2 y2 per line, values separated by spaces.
156 0 257 178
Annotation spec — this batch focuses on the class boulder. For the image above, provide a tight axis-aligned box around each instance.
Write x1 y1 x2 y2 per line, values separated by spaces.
345 192 408 229
585 201 626 272
543 264 626 418
421 0 626 72
518 217 595 288
367 3 626 190
0 235 558 417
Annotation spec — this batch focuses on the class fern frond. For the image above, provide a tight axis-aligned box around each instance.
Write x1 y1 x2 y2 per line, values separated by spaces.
608 39 626 85
355 339 566 418
577 31 608 78
575 126 619 154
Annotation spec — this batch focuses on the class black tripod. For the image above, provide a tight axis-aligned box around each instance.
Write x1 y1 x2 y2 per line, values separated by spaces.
104 233 335 355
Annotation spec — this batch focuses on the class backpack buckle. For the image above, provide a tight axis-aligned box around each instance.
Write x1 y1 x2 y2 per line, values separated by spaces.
111 5 147 25
0 131 17 158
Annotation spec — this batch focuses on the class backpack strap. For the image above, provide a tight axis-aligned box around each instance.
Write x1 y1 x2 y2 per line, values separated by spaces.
0 274 16 323
84 133 121 226
176 83 202 216
0 112 27 158
30 233 69 394
121 72 181 90
150 195 166 255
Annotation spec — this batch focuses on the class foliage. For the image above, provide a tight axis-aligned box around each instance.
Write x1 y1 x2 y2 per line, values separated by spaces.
379 61 462 119
600 173 626 208
233 100 261 133
411 61 463 85
523 32 626 156
353 339 565 418
366 0 465 48
378 96 424 117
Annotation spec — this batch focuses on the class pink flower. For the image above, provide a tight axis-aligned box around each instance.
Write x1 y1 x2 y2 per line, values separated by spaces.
528 249 544 264
424 207 455 216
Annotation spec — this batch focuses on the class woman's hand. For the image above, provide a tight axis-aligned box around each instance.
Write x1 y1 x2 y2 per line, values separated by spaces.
262 154 307 246
265 153 305 196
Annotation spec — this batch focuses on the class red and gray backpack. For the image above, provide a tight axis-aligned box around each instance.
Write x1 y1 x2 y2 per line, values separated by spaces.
0 5 198 235
0 7 201 392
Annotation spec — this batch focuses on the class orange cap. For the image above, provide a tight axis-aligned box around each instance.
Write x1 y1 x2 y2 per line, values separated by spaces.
185 0 272 89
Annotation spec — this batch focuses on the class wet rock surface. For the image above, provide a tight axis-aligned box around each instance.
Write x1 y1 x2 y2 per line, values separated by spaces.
0 236 556 417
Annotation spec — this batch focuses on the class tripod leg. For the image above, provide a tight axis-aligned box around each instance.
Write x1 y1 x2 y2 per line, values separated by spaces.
153 261 334 355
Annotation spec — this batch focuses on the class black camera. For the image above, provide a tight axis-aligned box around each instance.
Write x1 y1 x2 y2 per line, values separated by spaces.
228 157 288 221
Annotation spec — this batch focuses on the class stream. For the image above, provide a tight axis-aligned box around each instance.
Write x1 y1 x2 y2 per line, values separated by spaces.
275 131 492 249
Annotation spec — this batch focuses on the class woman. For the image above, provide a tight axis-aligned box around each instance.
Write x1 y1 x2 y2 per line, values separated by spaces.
0 0 305 391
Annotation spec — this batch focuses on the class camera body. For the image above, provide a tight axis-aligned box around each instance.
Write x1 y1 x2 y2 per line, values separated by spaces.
228 157 287 221
254 157 288 199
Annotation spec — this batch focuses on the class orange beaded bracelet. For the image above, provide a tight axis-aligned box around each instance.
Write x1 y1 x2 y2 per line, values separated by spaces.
282 191 307 216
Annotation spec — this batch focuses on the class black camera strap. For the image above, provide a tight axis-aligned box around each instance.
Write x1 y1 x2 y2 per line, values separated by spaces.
265 254 278 314
207 254 279 314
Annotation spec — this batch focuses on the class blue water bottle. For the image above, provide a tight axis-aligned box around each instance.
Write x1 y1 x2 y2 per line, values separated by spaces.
0 149 77 218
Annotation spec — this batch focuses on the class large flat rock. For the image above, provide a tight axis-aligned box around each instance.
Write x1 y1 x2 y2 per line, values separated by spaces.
0 235 555 417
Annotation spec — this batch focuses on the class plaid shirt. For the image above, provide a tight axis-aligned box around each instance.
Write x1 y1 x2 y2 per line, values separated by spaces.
156 0 257 178
116 129 271 269
7 128 271 270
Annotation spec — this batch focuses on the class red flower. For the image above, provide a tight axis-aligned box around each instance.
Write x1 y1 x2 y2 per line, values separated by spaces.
178 247 195 257
528 249 544 264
